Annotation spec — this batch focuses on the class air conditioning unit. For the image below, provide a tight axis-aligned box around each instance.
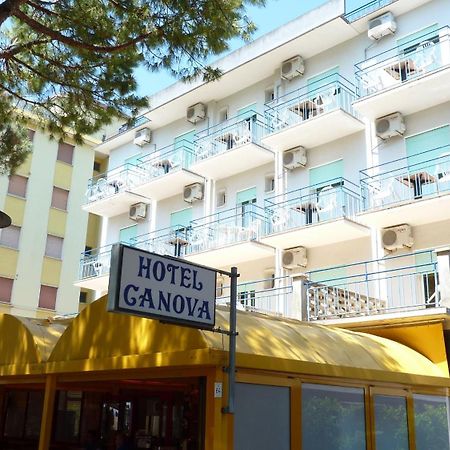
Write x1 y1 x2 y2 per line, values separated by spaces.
281 56 305 81
368 12 397 40
186 103 207 124
129 202 148 221
375 112 406 140
282 247 307 270
183 182 204 203
382 224 413 252
134 128 152 146
283 146 307 170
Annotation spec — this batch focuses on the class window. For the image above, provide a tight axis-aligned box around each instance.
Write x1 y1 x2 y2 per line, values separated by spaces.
57 142 74 165
45 235 64 259
216 189 226 207
51 187 69 210
54 391 82 442
0 277 13 303
93 161 101 172
0 225 21 249
239 289 256 308
264 174 275 193
8 174 28 198
218 107 228 122
236 187 257 227
263 270 275 289
264 87 275 103
79 291 88 303
38 285 57 309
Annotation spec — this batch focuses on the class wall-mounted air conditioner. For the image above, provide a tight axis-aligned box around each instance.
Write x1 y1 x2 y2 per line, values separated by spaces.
183 182 204 203
281 56 305 81
186 103 207 124
382 224 413 251
368 12 397 40
129 202 148 221
134 128 152 146
282 247 307 270
283 146 307 170
375 112 405 140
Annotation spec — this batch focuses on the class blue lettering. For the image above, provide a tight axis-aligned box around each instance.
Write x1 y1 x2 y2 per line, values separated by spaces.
124 284 139 306
192 269 203 291
172 294 185 314
197 300 212 321
139 288 155 309
186 297 199 317
158 290 171 312
180 267 191 288
166 263 180 285
138 256 151 279
153 260 166 282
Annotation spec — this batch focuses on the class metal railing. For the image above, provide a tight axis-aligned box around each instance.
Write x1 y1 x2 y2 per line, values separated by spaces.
101 115 149 143
78 244 115 280
84 164 147 205
264 75 360 134
194 112 268 162
217 276 295 318
343 0 396 23
264 178 362 235
306 250 439 320
360 145 450 210
355 26 450 97
137 140 196 179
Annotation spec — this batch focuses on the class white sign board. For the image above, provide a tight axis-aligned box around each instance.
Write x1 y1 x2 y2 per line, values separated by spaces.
108 244 216 329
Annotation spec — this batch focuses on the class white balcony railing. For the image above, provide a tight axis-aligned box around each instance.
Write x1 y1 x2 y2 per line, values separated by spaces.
265 178 362 234
78 244 114 281
306 250 439 320
360 146 450 210
355 26 450 97
264 75 360 134
343 0 396 23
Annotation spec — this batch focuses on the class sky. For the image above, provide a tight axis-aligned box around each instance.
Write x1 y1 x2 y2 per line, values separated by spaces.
134 0 332 97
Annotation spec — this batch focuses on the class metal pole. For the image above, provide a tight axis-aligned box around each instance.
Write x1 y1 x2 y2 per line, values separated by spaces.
223 266 239 414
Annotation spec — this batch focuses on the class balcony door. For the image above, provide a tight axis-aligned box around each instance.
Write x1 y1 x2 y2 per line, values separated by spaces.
236 187 257 228
174 129 196 167
170 208 192 256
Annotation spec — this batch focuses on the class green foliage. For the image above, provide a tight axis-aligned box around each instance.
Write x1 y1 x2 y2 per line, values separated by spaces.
0 0 265 173
415 403 450 450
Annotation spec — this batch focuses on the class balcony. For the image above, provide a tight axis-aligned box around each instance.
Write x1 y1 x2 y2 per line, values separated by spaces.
353 27 450 119
261 179 369 249
82 165 149 217
75 244 114 291
359 147 450 228
343 0 395 23
131 141 203 201
261 75 364 152
306 250 440 322
189 113 274 179
217 276 298 319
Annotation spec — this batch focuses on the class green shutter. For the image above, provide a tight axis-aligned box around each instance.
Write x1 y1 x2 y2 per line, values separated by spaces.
309 160 344 188
236 187 257 204
170 208 192 229
397 24 439 52
119 225 137 244
237 103 257 120
307 67 339 94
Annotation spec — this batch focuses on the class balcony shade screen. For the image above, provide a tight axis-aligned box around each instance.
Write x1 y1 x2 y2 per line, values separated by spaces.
125 152 143 166
119 225 137 245
307 67 339 94
57 142 74 165
415 251 437 273
236 187 257 204
7 175 28 198
39 285 57 310
45 235 64 259
309 266 347 286
0 225 21 249
237 103 257 120
0 277 13 302
174 130 196 166
51 187 69 210
309 159 344 189
174 130 196 148
397 24 439 52
170 208 192 230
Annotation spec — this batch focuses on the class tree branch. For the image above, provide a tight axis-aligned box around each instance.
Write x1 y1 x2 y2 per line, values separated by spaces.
0 0 26 26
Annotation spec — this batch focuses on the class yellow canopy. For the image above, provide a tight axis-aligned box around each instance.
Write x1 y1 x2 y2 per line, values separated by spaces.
45 297 448 384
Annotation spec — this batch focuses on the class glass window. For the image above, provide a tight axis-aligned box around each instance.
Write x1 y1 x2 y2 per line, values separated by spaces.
3 391 28 437
302 383 366 450
24 391 44 438
0 277 13 302
8 174 28 198
51 187 69 210
54 391 82 442
57 142 74 164
45 235 64 259
0 225 21 249
414 394 450 450
374 394 409 450
39 285 57 309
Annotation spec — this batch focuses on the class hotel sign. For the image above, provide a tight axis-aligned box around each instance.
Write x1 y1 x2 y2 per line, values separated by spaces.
108 244 216 329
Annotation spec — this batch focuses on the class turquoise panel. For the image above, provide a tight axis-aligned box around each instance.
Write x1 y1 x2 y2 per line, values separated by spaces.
125 153 142 166
415 251 437 274
307 67 339 94
236 187 257 204
119 225 137 244
237 103 257 120
174 129 196 167
397 24 439 51
170 208 192 229
309 160 344 188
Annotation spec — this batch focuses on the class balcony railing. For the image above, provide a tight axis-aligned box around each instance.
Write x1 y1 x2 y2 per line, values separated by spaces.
306 250 439 320
194 112 267 161
343 0 396 23
137 140 195 178
85 164 146 205
264 178 362 234
264 75 360 134
360 146 450 210
79 244 114 281
355 26 450 97
101 115 149 142
185 204 267 255
217 276 294 317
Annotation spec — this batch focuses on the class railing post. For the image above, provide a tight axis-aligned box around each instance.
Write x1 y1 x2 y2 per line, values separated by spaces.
436 247 450 307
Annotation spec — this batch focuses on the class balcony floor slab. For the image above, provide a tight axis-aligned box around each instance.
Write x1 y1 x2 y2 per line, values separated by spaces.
74 274 109 291
261 218 370 249
82 191 150 218
353 65 450 119
358 192 450 228
132 169 204 201
261 109 364 152
189 143 274 180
